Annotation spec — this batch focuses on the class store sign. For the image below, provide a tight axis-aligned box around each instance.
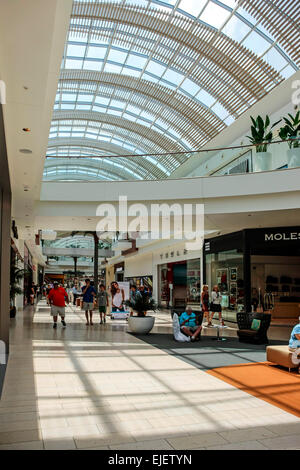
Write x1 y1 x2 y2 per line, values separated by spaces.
265 232 300 242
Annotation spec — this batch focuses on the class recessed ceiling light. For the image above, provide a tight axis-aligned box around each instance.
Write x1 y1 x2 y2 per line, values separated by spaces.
22 128 31 132
19 149 32 154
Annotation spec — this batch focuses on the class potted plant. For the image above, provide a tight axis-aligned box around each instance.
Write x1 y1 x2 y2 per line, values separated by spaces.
247 115 281 172
125 296 157 334
279 111 300 168
10 262 28 318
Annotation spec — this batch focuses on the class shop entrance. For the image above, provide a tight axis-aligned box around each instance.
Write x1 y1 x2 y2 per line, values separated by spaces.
158 258 201 309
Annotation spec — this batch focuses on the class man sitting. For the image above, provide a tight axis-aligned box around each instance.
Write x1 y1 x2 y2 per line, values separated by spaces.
180 306 202 342
288 316 300 372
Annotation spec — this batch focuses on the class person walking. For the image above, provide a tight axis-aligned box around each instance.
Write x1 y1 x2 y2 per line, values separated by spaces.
209 285 224 326
201 284 211 326
48 282 69 329
82 279 96 326
98 284 109 324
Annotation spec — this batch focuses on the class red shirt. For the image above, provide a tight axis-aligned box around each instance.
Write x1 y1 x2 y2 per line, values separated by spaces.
48 287 68 307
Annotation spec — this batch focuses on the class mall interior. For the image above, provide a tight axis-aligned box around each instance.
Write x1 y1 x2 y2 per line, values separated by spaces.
0 0 300 451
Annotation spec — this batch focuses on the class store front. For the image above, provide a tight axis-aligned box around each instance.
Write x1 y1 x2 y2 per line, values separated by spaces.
157 258 201 308
204 227 300 323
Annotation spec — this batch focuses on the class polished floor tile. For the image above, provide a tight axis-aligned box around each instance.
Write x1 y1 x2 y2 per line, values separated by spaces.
0 301 298 450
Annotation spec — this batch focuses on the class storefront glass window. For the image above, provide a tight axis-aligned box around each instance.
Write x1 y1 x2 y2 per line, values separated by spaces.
206 250 244 321
186 259 201 305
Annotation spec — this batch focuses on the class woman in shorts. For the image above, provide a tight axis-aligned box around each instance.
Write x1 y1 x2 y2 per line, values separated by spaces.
209 285 224 326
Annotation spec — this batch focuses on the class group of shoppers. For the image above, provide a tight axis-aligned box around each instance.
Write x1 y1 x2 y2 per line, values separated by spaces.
201 284 224 327
47 279 109 329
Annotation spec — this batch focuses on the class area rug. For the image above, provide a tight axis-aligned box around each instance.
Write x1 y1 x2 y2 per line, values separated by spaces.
130 332 286 371
207 362 300 418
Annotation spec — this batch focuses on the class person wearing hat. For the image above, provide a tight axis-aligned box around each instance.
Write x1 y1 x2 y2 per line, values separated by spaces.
48 282 69 329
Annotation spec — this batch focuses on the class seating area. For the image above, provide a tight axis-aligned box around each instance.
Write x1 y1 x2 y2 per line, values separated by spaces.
267 345 299 372
237 312 272 345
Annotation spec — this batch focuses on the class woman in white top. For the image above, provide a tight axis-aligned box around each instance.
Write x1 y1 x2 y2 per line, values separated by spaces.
111 281 125 312
209 285 224 326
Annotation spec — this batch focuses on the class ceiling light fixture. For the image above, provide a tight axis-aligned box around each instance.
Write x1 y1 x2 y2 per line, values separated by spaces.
19 148 32 154
22 128 31 132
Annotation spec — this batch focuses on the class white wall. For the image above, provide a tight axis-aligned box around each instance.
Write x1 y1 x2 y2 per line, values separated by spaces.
125 253 153 278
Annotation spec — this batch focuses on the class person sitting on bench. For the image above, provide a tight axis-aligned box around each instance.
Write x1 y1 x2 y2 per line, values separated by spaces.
288 316 300 372
180 306 202 342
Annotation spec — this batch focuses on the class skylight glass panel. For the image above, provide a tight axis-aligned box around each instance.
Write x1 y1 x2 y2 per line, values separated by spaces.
60 104 75 110
235 6 256 25
180 78 201 96
142 72 159 83
280 65 297 79
66 44 86 57
109 109 122 116
126 54 148 68
77 94 94 102
95 96 110 105
61 93 75 101
262 47 289 72
87 46 106 59
107 49 128 64
178 0 207 17
242 31 270 56
123 67 141 77
83 60 102 71
65 59 83 69
104 63 123 73
200 2 231 29
110 99 126 109
76 104 91 110
219 0 236 7
145 61 167 77
162 69 185 85
222 15 251 42
224 115 235 126
196 89 215 107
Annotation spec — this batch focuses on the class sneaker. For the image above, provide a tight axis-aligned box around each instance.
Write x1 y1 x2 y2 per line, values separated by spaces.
53 323 57 329
100 320 103 325
61 320 66 328
103 317 106 323
191 336 195 342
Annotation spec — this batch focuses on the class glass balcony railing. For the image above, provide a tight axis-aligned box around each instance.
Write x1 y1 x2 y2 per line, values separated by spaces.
43 138 300 182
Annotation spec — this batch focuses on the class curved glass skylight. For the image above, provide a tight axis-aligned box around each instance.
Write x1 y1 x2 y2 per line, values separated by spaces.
45 0 299 181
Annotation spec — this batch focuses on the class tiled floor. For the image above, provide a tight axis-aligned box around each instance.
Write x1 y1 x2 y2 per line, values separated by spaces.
0 300 299 450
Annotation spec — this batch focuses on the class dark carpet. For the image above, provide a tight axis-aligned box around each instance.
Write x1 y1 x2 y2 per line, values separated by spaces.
129 332 287 371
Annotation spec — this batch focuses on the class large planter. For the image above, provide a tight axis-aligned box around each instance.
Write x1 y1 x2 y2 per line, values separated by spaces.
253 151 272 172
127 315 155 334
287 147 300 168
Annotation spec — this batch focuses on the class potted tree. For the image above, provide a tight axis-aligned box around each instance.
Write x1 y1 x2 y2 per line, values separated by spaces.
279 111 300 168
247 115 281 172
126 296 157 334
10 262 28 318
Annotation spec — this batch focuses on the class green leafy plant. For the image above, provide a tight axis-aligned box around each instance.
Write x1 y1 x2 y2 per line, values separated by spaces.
125 296 157 317
279 111 300 149
10 262 30 304
247 115 281 153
